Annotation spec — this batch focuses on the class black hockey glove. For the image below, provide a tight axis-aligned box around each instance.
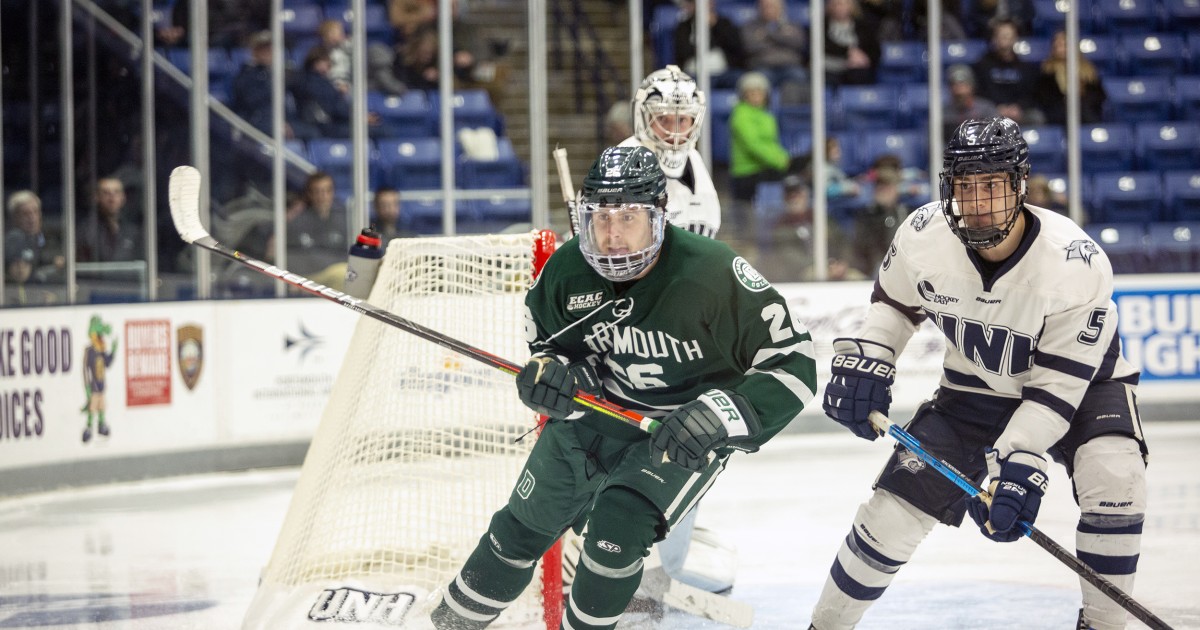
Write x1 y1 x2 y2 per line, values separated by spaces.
650 389 762 473
515 354 602 419
822 339 896 441
966 449 1049 542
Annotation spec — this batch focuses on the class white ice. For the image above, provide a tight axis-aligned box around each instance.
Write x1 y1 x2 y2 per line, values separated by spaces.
1 420 1197 629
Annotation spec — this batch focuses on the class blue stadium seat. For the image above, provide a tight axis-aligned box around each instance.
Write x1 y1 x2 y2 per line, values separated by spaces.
1163 0 1200 33
1103 76 1173 122
307 137 361 193
879 42 927 84
1136 122 1200 170
899 83 940 129
709 89 739 163
458 138 524 189
1080 124 1136 172
650 3 680 65
837 85 901 130
369 90 432 137
468 194 533 233
1032 0 1069 36
1121 33 1188 76
1164 171 1200 221
941 39 988 67
1175 75 1200 120
830 130 867 176
402 194 472 234
723 5 759 25
861 129 927 174
1079 35 1122 75
377 138 444 190
1091 171 1163 223
1146 222 1200 271
1092 0 1161 33
1083 223 1151 273
287 36 321 68
431 89 502 134
753 181 787 249
281 6 324 40
1023 125 1066 172
786 2 811 26
1013 37 1051 64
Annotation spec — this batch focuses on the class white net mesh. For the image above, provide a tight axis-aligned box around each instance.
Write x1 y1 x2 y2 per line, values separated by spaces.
254 233 552 628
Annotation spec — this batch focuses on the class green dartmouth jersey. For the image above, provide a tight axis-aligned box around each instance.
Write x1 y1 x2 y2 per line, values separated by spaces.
525 225 818 446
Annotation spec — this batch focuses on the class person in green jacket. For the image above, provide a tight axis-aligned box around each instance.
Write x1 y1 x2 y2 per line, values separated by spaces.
729 71 792 205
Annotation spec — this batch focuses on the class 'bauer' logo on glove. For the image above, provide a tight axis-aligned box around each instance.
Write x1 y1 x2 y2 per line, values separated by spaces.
830 354 897 380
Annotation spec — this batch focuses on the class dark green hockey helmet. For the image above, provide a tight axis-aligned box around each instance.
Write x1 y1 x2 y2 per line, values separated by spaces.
576 146 669 282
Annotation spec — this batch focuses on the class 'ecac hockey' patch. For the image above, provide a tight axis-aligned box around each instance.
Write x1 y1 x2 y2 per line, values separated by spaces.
733 257 770 292
567 291 604 312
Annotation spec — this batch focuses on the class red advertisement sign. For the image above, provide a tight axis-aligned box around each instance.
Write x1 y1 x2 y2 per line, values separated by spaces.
125 320 172 406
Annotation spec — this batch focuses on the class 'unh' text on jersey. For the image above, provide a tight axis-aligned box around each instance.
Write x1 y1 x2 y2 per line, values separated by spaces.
585 323 704 363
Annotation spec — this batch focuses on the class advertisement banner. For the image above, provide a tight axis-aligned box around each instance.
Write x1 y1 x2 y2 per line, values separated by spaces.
125 319 172 407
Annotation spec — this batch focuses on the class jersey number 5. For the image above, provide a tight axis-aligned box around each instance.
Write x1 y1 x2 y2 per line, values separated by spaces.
1077 308 1107 345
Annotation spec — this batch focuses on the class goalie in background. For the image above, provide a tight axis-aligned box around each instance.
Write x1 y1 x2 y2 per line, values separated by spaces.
429 145 817 630
619 64 721 239
808 117 1149 630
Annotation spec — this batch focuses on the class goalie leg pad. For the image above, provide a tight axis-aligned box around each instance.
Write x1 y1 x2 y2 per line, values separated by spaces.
432 508 558 630
811 490 937 630
1073 436 1147 630
564 487 660 629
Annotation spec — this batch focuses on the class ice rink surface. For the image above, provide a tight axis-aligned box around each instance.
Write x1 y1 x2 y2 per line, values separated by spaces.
2 420 1198 630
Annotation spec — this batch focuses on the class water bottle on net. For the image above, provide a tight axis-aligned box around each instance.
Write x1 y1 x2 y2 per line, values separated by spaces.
344 227 384 300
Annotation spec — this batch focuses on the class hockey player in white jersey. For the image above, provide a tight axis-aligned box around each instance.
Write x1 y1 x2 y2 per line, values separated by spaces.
809 117 1149 630
620 65 722 238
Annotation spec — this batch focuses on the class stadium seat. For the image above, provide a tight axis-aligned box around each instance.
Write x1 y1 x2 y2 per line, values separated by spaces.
469 194 533 233
861 129 927 174
1091 171 1163 223
307 138 359 193
1175 75 1200 120
723 5 758 25
753 181 787 249
1080 124 1136 172
1031 0 1069 36
1013 37 1051 64
836 85 901 130
368 90 432 137
1146 222 1200 272
402 194 472 234
1163 0 1200 33
458 138 524 189
1121 34 1188 76
941 39 988 67
899 83 939 129
786 2 811 26
281 6 324 41
431 89 502 134
879 42 927 84
1023 125 1066 173
1164 171 1200 221
1092 0 1161 33
1079 36 1122 75
782 129 813 160
377 138 445 190
1104 76 1173 123
1083 223 1150 273
1136 122 1200 170
709 89 739 164
650 3 680 65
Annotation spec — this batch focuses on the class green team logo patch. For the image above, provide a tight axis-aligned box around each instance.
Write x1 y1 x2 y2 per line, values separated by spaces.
732 257 770 292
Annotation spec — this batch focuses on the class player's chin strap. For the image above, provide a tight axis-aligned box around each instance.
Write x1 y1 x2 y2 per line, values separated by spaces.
866 411 1174 630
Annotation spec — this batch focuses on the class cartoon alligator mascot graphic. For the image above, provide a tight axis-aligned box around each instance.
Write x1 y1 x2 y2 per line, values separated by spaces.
81 315 118 443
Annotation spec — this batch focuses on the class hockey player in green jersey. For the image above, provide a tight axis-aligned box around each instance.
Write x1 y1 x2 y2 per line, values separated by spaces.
430 145 817 630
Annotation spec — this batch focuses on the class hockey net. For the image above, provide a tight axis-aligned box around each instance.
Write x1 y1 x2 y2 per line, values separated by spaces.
244 231 562 630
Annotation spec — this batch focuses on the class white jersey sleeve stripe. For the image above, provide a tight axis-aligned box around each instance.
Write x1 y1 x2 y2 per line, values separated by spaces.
750 340 817 367
746 367 817 405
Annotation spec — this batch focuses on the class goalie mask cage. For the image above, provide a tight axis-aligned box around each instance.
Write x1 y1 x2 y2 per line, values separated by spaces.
244 231 562 630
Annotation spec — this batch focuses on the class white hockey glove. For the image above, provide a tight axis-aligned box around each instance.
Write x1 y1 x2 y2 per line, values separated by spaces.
515 354 602 419
650 390 761 472
966 449 1049 542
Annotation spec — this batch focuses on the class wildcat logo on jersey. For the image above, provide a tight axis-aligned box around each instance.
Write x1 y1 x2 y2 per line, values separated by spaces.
308 587 415 625
1065 239 1099 266
567 291 605 312
916 280 959 305
910 204 937 230
732 257 770 292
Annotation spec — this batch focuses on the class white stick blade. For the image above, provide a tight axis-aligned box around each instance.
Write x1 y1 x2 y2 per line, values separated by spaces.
662 580 755 628
168 165 209 243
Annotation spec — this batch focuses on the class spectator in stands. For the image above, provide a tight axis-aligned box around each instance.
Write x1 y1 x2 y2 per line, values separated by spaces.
230 31 287 136
729 72 792 207
851 167 910 273
77 177 143 263
741 0 810 105
367 41 409 96
802 136 861 200
4 190 64 285
860 153 929 203
943 64 999 138
1026 174 1069 215
823 0 881 86
157 0 270 49
388 0 437 41
763 175 866 282
858 0 905 41
293 46 381 139
911 0 968 40
287 172 350 288
963 0 1034 37
372 187 418 241
317 19 353 91
673 0 748 89
395 21 511 108
1035 30 1107 126
972 19 1044 127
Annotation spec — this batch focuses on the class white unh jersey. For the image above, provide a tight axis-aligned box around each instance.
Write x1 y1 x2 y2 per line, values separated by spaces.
860 201 1140 455
619 137 721 238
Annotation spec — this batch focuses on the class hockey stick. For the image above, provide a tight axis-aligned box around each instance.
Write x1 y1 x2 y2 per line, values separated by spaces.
168 165 659 435
867 411 1173 630
552 146 578 235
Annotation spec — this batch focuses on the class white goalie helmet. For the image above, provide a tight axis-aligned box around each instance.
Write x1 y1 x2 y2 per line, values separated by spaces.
633 65 706 179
